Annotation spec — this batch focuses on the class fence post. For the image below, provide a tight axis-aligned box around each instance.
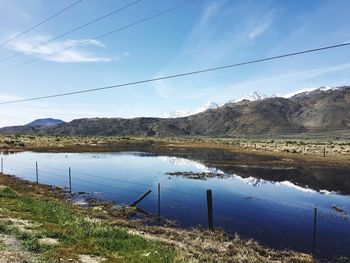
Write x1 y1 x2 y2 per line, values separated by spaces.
35 161 38 183
312 208 317 261
130 189 152 207
157 183 160 223
206 189 214 231
323 147 326 157
1 157 3 174
69 167 72 193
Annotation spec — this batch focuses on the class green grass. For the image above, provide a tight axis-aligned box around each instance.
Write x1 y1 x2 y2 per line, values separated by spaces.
0 186 178 262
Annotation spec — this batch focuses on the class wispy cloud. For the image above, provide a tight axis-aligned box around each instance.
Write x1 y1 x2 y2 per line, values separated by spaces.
197 1 226 29
248 11 274 40
5 34 113 63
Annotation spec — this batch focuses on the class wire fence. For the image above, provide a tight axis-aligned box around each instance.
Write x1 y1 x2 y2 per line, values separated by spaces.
0 157 349 262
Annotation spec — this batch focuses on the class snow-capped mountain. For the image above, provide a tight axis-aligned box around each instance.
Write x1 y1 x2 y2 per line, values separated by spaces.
163 86 344 119
282 86 344 98
164 91 268 118
165 102 220 118
233 91 269 102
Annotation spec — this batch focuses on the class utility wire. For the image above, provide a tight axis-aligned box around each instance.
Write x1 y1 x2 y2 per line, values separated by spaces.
0 0 142 63
0 0 83 48
0 0 195 74
0 41 350 105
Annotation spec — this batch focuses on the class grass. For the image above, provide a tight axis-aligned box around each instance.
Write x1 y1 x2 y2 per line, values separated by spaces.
0 185 177 262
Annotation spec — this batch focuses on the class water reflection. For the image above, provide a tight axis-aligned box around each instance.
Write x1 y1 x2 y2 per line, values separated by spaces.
1 151 349 260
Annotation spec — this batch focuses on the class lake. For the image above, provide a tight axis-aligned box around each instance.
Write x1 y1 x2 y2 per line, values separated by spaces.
1 151 349 261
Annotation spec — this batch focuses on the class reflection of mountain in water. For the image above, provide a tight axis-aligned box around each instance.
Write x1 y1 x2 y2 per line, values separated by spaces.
235 176 266 187
158 155 337 193
158 156 225 174
154 150 349 195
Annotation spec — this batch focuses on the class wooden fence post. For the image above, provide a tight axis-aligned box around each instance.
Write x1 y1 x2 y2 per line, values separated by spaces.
69 167 72 193
130 189 152 207
35 161 38 183
312 208 317 261
158 183 160 223
206 189 214 231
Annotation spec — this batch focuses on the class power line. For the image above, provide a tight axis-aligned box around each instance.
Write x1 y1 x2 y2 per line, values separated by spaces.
0 0 195 73
0 41 349 105
0 0 83 48
0 0 142 63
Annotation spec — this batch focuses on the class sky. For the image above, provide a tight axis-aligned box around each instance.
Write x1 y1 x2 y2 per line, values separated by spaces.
0 0 349 126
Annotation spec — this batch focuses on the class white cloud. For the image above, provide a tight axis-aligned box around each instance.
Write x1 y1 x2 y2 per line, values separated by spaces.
5 34 113 63
248 11 274 40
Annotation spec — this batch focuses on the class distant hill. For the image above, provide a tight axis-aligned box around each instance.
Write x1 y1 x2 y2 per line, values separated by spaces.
0 86 349 137
0 118 65 134
27 118 65 127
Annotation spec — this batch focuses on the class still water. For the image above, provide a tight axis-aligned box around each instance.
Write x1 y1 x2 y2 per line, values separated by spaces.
1 151 349 260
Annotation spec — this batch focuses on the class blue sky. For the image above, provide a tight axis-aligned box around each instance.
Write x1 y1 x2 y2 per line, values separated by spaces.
0 0 349 126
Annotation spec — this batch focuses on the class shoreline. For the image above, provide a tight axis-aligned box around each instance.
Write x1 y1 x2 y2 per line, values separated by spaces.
0 173 313 262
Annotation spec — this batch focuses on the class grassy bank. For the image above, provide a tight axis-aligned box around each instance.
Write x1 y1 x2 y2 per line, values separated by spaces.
0 183 176 262
0 174 313 263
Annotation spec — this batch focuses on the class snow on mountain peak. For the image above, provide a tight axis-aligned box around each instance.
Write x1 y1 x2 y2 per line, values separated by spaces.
164 102 220 118
164 91 269 118
282 86 337 98
192 102 220 114
235 91 269 102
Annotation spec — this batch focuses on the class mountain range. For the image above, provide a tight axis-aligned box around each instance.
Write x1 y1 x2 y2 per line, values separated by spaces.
165 91 268 118
0 86 349 137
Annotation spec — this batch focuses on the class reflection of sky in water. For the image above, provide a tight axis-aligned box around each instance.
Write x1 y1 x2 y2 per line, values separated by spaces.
1 151 350 259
